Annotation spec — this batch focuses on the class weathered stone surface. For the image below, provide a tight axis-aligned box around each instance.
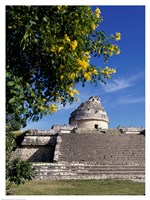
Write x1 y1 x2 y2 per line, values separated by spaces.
12 132 58 162
118 126 144 134
32 162 145 181
12 146 55 162
51 125 77 131
53 135 62 162
22 136 57 146
26 129 58 136
58 133 145 165
69 96 109 129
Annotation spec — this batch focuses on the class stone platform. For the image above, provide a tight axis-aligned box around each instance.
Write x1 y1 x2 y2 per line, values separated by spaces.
12 129 145 181
32 162 145 181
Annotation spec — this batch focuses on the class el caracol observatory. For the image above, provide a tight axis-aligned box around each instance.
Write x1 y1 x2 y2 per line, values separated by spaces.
69 96 109 129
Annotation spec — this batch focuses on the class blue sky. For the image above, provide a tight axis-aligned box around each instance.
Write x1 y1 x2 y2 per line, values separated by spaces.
23 6 145 130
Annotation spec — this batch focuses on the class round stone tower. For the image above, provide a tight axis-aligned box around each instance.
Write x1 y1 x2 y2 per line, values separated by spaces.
69 96 109 129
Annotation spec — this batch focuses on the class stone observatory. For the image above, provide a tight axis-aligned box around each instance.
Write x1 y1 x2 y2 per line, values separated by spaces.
69 96 109 129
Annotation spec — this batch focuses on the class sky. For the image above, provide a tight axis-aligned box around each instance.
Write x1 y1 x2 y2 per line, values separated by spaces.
22 5 145 130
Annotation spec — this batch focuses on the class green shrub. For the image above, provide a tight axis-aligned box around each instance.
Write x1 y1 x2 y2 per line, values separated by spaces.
6 158 34 190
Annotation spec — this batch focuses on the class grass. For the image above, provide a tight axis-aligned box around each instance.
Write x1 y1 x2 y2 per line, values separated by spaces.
9 179 145 195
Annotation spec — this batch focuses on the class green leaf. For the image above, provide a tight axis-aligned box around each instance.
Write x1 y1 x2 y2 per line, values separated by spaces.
9 97 16 104
7 81 15 86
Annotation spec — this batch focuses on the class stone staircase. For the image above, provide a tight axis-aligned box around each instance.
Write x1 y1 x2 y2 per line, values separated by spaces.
32 133 145 181
58 133 145 164
32 162 145 181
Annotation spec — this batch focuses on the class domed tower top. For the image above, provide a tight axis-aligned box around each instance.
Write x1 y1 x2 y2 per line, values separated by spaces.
69 96 109 129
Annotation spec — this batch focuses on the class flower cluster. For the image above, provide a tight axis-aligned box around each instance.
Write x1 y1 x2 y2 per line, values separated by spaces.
64 34 71 42
47 7 120 112
95 7 101 18
91 23 96 31
100 66 116 79
105 44 121 56
77 59 89 71
50 34 78 55
84 72 92 81
49 104 58 112
115 32 121 41
67 87 79 97
70 40 78 50
69 72 76 80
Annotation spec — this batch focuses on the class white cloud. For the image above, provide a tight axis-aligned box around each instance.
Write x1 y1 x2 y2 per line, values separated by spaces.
103 78 133 92
118 95 145 104
102 73 144 93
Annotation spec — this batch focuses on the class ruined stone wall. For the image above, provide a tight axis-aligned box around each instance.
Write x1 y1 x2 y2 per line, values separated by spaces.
12 130 58 162
13 146 55 162
51 125 77 131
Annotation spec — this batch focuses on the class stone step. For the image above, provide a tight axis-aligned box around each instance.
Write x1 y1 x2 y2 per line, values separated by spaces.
34 168 145 173
34 166 145 170
36 172 145 178
35 174 145 180
33 164 145 169
33 162 145 181
32 162 145 167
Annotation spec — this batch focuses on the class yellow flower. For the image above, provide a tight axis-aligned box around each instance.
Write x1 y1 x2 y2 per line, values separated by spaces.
42 98 46 102
102 67 116 76
69 91 74 97
98 49 101 54
112 69 116 73
84 51 90 55
93 69 98 75
115 50 120 55
95 7 101 17
64 34 71 42
57 6 62 10
109 51 113 56
111 44 115 51
70 40 78 50
58 46 64 52
60 75 64 80
50 46 57 53
83 51 91 59
115 32 121 41
40 106 45 111
69 72 76 80
49 104 58 112
84 72 91 81
73 89 79 95
68 88 79 97
91 23 96 30
93 46 97 51
77 59 89 70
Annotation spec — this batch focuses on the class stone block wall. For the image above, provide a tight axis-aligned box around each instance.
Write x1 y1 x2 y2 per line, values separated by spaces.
12 130 58 162
13 146 55 162
58 133 145 165
77 119 108 129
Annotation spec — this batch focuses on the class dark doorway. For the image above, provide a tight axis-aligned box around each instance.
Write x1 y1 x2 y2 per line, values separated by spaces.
95 124 98 129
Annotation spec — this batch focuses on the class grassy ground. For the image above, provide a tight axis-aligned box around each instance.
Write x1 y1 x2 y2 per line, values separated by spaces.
9 179 145 195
